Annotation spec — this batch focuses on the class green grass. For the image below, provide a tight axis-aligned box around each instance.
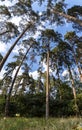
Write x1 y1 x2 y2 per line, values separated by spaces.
0 117 82 130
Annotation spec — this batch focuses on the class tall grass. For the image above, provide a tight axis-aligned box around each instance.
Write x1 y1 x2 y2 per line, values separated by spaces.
0 117 82 130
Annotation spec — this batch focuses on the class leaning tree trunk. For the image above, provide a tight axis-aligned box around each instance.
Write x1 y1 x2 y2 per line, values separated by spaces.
5 45 32 117
0 22 33 72
68 65 79 115
51 9 82 26
51 9 82 80
14 78 22 97
46 46 50 119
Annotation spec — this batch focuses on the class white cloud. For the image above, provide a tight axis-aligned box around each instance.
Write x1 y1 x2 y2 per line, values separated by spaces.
12 67 22 78
33 31 40 39
0 69 5 79
29 62 53 81
42 62 53 73
29 71 39 80
0 42 7 53
39 12 42 16
12 47 19 54
12 44 26 54
0 0 18 7
8 16 21 26
62 70 69 77
12 44 21 54
0 66 22 80
42 62 47 71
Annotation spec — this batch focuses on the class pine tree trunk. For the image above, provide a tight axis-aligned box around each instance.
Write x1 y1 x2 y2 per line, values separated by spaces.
52 10 82 26
46 47 50 119
14 78 22 96
74 54 82 82
56 64 62 101
5 94 10 117
68 66 79 115
5 45 32 117
0 22 32 71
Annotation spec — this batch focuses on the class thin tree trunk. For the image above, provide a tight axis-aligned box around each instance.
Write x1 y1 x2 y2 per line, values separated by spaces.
57 71 62 101
78 67 82 82
51 9 82 26
73 50 82 82
5 45 32 117
52 9 82 80
0 22 33 71
14 78 22 96
56 62 62 101
46 47 50 119
68 66 79 115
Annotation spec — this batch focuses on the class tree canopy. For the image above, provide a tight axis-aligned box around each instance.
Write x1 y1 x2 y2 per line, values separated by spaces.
0 0 82 118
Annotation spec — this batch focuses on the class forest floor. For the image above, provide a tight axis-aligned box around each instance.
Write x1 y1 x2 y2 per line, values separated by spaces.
0 117 82 130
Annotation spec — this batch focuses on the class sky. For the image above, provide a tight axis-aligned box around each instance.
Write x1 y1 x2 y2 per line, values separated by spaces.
65 0 82 7
0 0 82 80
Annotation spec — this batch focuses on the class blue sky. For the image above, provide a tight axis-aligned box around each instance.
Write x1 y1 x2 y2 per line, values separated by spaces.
65 0 82 8
0 0 82 79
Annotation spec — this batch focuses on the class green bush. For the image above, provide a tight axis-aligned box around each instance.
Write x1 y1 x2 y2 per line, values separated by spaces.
0 92 82 117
